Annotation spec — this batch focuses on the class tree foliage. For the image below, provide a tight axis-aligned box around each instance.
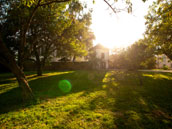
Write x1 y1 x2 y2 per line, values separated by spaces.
111 39 156 70
0 0 73 99
27 1 94 75
56 12 95 60
27 4 68 75
0 0 147 99
145 0 172 60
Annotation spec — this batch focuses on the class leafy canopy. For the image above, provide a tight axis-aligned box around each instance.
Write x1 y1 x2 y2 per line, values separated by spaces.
145 0 172 60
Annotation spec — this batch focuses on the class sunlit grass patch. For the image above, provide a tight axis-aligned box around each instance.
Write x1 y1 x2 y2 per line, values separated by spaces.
0 70 172 128
0 82 18 94
0 71 74 93
143 73 172 80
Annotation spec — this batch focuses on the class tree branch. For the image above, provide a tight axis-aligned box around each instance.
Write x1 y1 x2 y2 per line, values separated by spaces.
39 0 70 6
24 0 42 40
103 0 116 13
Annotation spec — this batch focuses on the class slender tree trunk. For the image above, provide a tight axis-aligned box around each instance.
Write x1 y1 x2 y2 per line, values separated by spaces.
36 62 42 76
18 28 25 70
136 71 143 86
34 44 43 76
73 56 76 62
0 36 33 100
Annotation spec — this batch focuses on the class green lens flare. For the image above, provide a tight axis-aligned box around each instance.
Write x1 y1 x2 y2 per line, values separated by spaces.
58 80 72 93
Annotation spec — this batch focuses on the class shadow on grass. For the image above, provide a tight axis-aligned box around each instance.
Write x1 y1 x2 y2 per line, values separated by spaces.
103 70 172 129
1 70 172 128
47 70 172 128
0 70 106 114
0 71 56 85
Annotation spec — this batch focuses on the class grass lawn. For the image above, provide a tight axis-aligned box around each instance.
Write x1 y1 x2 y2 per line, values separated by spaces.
0 70 172 129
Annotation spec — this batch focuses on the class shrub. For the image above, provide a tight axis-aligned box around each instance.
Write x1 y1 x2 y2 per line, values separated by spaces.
163 65 169 70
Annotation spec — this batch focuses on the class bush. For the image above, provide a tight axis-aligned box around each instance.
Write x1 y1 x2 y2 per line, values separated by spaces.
163 65 169 70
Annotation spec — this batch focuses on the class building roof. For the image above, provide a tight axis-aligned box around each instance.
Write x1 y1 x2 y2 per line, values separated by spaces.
91 44 109 51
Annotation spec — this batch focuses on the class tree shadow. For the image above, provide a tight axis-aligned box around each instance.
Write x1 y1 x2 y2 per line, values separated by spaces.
102 70 172 128
0 70 106 114
0 72 40 86
2 70 172 128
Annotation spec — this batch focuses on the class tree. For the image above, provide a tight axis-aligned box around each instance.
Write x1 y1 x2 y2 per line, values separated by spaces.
126 39 156 70
28 1 94 75
111 38 156 70
0 0 70 100
55 12 95 62
26 3 69 76
145 0 172 60
0 0 94 100
0 0 146 100
110 48 128 69
110 39 155 86
88 50 105 69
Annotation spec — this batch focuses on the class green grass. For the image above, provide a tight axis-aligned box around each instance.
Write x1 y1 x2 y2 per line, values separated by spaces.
0 70 172 129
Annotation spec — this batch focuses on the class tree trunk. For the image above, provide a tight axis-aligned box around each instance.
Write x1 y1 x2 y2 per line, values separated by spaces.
18 27 26 70
36 62 42 76
73 56 76 62
11 65 34 100
136 71 143 86
33 44 43 76
18 47 24 70
0 36 34 100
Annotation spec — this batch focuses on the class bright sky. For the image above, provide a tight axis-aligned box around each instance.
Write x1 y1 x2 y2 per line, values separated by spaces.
86 0 155 49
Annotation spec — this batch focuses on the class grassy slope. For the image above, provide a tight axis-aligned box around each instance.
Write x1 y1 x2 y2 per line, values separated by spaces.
0 70 172 129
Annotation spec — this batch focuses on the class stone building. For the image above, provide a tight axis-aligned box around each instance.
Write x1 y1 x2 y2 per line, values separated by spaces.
156 54 172 69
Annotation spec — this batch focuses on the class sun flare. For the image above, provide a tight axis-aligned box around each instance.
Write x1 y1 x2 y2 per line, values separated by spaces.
90 0 154 49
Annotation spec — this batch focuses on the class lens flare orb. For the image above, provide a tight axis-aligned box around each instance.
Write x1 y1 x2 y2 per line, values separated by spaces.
58 80 72 93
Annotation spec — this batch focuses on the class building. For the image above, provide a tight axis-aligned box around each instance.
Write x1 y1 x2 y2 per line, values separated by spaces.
156 54 172 69
90 44 109 69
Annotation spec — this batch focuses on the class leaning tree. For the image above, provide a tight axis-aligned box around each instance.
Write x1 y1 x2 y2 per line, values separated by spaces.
0 0 70 100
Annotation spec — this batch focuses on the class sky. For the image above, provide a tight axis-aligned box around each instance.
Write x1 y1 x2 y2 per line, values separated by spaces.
86 0 155 49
